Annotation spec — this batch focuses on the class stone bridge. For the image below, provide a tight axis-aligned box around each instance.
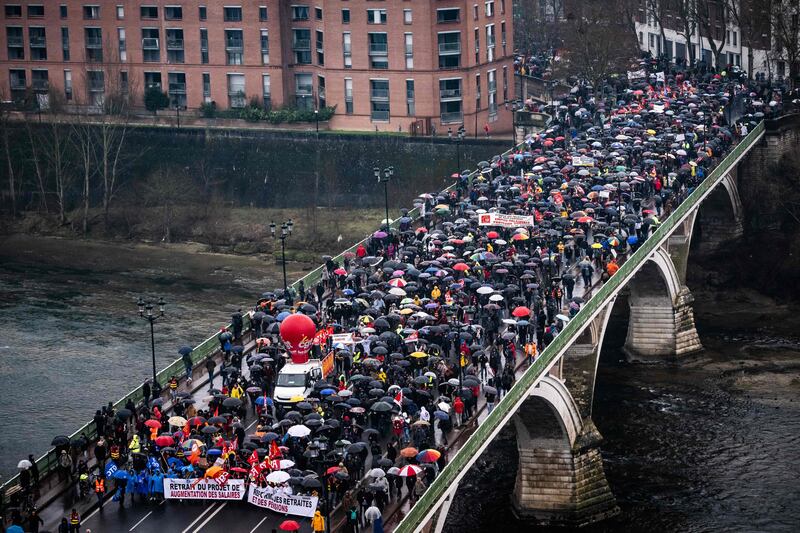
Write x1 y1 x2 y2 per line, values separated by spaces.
394 116 799 532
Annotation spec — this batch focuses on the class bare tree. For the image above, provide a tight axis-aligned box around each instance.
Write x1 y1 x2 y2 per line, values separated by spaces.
515 0 567 54
40 91 74 224
696 0 730 68
771 0 800 87
646 0 670 57
674 0 699 65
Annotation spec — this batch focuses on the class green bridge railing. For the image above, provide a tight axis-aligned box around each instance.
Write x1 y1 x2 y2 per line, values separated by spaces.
394 119 766 532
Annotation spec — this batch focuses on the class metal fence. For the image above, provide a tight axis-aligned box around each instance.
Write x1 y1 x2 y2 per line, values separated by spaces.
394 120 766 532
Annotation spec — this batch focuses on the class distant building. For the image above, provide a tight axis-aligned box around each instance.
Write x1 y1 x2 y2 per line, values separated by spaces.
0 0 515 133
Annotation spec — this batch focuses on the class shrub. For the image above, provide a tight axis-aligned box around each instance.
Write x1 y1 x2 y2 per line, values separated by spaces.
199 101 217 118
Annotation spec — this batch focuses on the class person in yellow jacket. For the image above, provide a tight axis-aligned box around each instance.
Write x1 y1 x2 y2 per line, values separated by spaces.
431 285 442 301
312 510 325 533
230 383 244 399
129 434 141 454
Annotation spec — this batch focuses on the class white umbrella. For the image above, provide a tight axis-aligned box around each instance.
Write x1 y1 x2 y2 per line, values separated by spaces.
397 464 422 477
17 459 32 469
266 470 290 483
365 506 382 521
476 286 494 295
276 459 295 470
287 424 311 438
168 416 188 427
389 287 407 296
387 467 400 475
489 294 504 302
338 390 353 397
555 314 570 323
494 239 507 245
368 468 386 478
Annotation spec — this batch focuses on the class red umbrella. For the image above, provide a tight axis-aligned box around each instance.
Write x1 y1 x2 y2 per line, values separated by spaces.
326 466 341 476
453 263 470 272
230 467 248 473
154 435 174 447
334 268 347 276
486 231 500 239
280 520 301 531
144 419 162 429
188 416 206 426
512 306 531 318
577 216 594 223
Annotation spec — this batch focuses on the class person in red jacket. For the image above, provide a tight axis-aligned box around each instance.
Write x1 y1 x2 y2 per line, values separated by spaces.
453 396 465 427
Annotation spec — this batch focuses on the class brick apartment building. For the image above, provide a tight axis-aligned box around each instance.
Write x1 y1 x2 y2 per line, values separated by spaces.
0 0 515 133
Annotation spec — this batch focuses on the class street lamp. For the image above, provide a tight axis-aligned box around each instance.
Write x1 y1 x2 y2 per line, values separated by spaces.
451 126 465 172
306 440 332 533
137 296 166 393
314 108 319 135
270 219 294 294
373 166 394 230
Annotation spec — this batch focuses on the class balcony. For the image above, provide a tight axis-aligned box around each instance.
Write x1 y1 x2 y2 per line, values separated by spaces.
292 39 310 50
225 38 243 50
168 82 186 94
30 36 47 48
440 111 463 123
295 85 313 96
10 78 26 90
166 39 184 50
31 79 49 91
85 36 103 48
89 82 105 92
371 110 389 121
439 88 462 99
370 88 389 100
438 41 461 54
142 38 159 50
369 42 388 55
7 36 23 47
488 81 497 92
343 43 352 54
487 36 496 47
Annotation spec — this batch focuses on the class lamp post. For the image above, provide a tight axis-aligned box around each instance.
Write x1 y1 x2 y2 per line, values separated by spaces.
314 108 319 135
306 440 332 533
446 305 463 392
270 219 294 294
137 296 166 391
451 126 465 172
373 166 394 230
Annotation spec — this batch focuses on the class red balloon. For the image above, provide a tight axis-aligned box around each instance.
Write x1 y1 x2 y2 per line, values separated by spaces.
279 313 316 364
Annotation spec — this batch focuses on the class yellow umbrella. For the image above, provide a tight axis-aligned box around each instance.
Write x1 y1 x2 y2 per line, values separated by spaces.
399 308 414 315
409 351 429 358
591 242 603 249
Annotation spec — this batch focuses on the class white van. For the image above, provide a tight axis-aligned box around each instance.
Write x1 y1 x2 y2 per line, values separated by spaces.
273 360 324 406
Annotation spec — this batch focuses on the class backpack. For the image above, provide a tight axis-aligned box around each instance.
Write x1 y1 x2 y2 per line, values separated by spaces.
349 509 357 521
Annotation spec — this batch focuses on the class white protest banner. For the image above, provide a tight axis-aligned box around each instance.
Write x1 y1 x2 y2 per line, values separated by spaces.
331 333 355 346
478 213 535 228
656 71 665 82
248 485 319 518
163 478 246 500
627 69 646 81
573 155 596 167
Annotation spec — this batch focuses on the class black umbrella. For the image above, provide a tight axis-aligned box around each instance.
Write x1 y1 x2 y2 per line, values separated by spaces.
222 397 242 408
51 435 70 447
178 346 193 355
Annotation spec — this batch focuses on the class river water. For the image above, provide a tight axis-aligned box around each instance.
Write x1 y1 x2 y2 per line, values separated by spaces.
443 307 800 532
0 235 305 480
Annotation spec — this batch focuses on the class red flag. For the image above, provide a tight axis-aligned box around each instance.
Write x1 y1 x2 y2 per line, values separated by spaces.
393 390 403 408
188 446 201 465
247 449 259 466
269 440 282 460
231 437 238 451
215 471 230 487
214 406 219 417
258 459 271 472
248 462 261 481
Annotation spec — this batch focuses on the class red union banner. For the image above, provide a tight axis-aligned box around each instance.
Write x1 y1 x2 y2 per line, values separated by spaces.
279 313 316 364
478 213 535 228
247 485 318 517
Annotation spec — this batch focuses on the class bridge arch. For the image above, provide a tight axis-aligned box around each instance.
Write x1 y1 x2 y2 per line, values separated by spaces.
692 171 744 251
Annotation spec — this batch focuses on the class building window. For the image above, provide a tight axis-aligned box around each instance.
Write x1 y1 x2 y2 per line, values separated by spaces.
501 21 506 54
487 69 497 116
84 27 102 62
30 69 48 92
316 30 324 66
344 78 353 114
315 7 323 20
116 5 124 19
293 29 311 64
202 72 211 102
473 4 478 20
83 5 99 20
60 27 70 61
27 5 44 18
502 65 508 101
343 32 352 68
485 1 494 17
28 26 46 60
342 9 350 24
142 28 160 62
474 28 480 63
5 5 21 18
140 6 158 19
440 78 462 123
225 29 243 65
224 6 242 22
367 9 387 24
437 8 460 24
60 4 68 18
64 69 72 100
117 27 127 61
500 0 505 14
438 32 461 69
733 31 737 46
370 79 389 121
260 6 268 21
318 75 325 107
406 79 415 116
403 9 412 24
120 71 128 93
200 29 209 64
227 73 246 108
199 6 207 21
368 33 388 69
260 30 269 65
9 69 25 99
295 72 313 110
292 5 309 21
486 24 495 62
165 6 182 20
166 28 184 63
475 73 481 109
168 72 186 107
6 27 24 60
405 33 413 69
144 71 162 90
87 70 104 106
262 74 271 109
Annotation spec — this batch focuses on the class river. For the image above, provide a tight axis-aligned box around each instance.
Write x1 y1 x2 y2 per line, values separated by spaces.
0 234 307 480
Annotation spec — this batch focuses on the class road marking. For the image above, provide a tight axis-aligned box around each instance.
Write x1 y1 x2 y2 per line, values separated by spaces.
82 505 102 523
181 502 219 533
129 511 153 531
249 516 269 533
192 502 228 532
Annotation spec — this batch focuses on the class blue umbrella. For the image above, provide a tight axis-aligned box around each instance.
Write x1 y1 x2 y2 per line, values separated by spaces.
167 457 183 469
207 448 223 456
112 469 129 481
343 288 355 296
627 235 639 245
255 396 271 406
178 346 193 355
516 320 530 326
320 388 336 396
433 410 449 420
276 311 291 322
